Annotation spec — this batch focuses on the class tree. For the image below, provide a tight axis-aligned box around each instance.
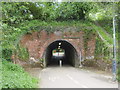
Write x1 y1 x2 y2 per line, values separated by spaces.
2 2 32 26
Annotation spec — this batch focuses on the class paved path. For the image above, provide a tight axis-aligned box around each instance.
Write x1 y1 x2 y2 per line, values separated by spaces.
39 65 118 88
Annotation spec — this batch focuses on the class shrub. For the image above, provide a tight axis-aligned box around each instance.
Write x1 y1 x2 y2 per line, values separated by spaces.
2 49 12 61
17 45 29 61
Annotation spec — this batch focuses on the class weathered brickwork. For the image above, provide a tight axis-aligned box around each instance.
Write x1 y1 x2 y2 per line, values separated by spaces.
20 30 96 62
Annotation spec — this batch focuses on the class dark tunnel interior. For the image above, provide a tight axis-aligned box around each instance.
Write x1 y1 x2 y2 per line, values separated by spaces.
45 40 78 67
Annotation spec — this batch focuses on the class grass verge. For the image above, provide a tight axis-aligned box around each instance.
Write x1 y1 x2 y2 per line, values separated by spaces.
1 60 38 88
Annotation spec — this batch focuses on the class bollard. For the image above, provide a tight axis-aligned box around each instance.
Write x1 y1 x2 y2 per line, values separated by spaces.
59 60 62 67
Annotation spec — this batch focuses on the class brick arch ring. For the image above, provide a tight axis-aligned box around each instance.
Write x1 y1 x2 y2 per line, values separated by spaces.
42 39 80 68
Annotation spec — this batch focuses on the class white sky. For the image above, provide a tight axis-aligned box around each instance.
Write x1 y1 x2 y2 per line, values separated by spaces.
57 0 62 2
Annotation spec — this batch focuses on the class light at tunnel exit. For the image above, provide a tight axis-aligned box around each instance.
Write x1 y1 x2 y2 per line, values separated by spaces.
44 40 79 67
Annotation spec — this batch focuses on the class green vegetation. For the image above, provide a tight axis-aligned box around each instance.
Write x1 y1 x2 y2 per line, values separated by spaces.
2 2 119 58
95 37 112 62
1 60 38 88
91 24 113 45
17 45 29 61
2 49 12 61
1 2 120 87
18 20 95 32
117 68 120 82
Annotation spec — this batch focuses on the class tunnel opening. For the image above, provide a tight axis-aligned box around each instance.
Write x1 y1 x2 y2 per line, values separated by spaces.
44 40 79 67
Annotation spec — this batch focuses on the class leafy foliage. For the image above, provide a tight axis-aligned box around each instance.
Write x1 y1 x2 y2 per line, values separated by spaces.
17 45 29 61
2 2 115 22
2 23 23 49
2 60 38 88
54 2 93 20
2 2 32 26
2 49 12 60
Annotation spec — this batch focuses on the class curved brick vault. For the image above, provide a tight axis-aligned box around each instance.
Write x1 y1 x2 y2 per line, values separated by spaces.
20 30 96 68
43 40 79 67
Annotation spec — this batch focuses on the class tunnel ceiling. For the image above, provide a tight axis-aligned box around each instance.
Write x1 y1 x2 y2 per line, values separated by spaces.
45 40 79 67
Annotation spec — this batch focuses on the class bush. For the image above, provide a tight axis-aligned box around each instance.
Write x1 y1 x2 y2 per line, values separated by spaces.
17 45 29 61
2 49 12 61
1 60 38 88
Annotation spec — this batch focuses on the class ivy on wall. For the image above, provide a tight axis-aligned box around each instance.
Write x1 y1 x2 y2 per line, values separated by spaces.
17 45 29 61
83 29 96 56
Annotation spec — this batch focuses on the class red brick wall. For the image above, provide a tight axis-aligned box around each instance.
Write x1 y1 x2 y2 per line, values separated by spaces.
20 30 96 61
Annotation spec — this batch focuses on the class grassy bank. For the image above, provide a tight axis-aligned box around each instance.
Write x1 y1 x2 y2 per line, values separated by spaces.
1 60 38 88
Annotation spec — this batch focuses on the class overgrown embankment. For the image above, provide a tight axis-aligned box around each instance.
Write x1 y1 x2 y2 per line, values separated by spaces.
1 60 38 88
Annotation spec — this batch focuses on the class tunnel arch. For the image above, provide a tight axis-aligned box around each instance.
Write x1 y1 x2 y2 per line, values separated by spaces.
43 40 79 67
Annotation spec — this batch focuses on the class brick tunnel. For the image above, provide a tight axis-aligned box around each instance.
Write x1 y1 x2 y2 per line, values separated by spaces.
43 40 79 67
19 30 96 68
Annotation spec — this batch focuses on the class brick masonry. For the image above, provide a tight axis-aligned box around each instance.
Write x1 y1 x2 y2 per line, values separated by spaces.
16 28 113 71
20 30 96 64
